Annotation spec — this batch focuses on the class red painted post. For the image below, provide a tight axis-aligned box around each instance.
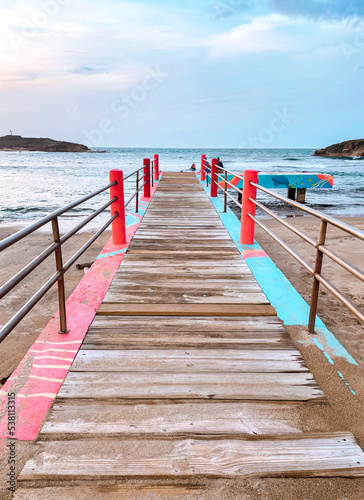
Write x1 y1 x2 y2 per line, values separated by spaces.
210 158 218 197
240 170 258 245
109 169 126 245
154 154 159 181
201 154 206 181
143 158 151 198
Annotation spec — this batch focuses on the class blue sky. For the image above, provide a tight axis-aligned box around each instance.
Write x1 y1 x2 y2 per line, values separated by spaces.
0 0 363 148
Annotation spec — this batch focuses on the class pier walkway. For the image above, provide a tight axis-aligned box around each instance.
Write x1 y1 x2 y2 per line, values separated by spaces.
16 173 364 498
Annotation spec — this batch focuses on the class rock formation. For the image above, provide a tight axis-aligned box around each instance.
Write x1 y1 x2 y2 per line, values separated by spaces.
0 135 90 152
314 139 364 158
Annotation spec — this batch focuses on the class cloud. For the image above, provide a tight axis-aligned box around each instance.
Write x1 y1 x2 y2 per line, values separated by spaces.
268 0 364 21
208 14 293 57
0 1 205 91
207 0 364 21
207 13 364 59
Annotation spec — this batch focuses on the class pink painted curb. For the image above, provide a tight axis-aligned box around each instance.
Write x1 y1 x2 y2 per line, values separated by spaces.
0 182 159 442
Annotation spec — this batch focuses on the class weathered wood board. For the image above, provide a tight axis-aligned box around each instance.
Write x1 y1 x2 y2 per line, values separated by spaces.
40 401 313 439
57 371 324 401
97 303 276 316
71 349 308 373
19 434 364 480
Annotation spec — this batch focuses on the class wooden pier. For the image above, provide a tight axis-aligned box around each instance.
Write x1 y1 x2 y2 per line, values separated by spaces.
15 172 364 498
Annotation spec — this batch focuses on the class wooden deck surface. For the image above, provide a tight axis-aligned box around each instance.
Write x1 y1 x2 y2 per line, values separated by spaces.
16 172 364 497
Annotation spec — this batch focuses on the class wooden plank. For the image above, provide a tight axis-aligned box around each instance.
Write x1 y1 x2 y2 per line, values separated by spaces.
102 290 269 305
84 316 291 349
97 303 277 316
19 433 364 480
113 267 253 275
82 334 294 350
128 241 237 249
126 250 239 256
122 255 246 262
88 315 286 332
40 401 308 439
117 260 251 268
71 349 308 373
57 371 324 401
110 276 260 284
132 234 230 238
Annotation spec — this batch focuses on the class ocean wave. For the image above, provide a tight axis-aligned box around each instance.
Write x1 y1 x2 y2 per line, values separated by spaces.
2 206 49 213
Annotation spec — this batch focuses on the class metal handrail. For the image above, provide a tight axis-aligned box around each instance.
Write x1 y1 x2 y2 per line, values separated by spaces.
206 167 242 212
203 163 364 330
216 172 243 195
123 167 144 181
124 180 147 208
1 159 154 344
0 181 116 251
218 166 244 182
251 182 364 241
0 214 117 342
212 179 242 209
249 214 314 275
0 197 117 300
225 188 242 209
248 182 364 331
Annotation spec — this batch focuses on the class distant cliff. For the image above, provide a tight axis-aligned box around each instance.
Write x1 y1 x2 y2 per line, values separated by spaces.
314 139 364 158
0 135 90 152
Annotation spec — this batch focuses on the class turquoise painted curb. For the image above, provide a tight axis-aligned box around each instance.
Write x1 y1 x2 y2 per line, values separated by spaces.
197 176 358 375
96 208 146 260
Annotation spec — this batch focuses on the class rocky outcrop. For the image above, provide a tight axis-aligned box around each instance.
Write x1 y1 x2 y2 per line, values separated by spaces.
314 139 364 158
0 135 90 152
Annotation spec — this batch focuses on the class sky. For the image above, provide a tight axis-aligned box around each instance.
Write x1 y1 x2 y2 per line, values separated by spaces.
0 0 363 148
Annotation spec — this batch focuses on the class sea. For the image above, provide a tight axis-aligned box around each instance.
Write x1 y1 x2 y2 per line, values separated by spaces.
0 148 363 231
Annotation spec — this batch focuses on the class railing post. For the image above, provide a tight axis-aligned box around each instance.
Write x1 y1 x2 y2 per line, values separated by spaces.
51 217 69 334
201 154 206 181
308 220 327 333
143 158 151 198
136 170 139 213
240 170 258 244
109 169 126 245
224 169 227 212
210 158 218 197
154 154 159 181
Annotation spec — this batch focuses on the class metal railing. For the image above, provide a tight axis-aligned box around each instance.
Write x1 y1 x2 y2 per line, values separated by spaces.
249 181 364 332
201 158 364 333
0 156 159 344
214 167 243 211
0 182 117 342
124 166 147 212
